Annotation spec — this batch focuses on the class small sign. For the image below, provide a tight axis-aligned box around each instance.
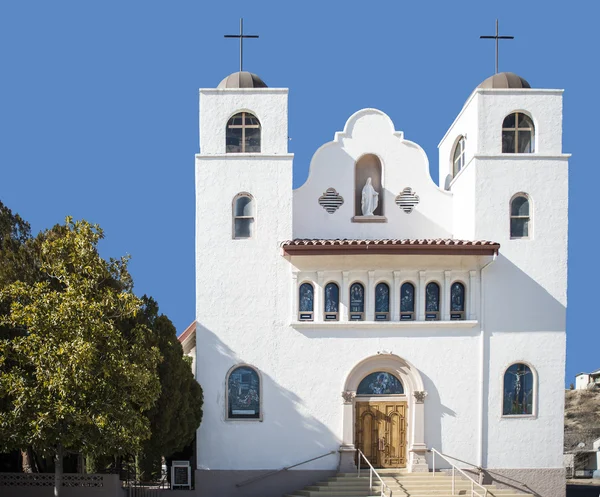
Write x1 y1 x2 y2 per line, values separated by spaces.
299 313 312 321
171 460 191 490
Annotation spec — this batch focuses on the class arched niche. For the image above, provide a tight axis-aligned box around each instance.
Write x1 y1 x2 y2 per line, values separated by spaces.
354 154 383 217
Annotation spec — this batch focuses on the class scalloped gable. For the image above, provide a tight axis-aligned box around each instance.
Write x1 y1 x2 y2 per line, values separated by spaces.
293 108 453 240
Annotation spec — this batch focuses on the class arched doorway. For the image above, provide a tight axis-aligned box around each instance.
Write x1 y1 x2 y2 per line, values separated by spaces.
340 354 428 473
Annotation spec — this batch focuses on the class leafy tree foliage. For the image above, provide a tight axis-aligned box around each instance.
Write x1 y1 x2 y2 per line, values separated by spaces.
0 217 162 495
130 298 203 480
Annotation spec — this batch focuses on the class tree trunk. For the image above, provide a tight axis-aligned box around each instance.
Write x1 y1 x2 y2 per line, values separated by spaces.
54 444 63 497
21 449 32 473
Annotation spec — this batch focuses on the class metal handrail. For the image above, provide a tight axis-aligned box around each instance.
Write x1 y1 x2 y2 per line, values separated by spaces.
235 450 336 488
356 449 392 497
430 448 487 497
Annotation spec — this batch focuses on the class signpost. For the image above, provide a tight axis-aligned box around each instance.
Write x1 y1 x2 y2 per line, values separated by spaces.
171 460 191 490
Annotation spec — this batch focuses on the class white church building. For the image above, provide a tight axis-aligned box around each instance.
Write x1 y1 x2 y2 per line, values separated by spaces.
186 69 569 497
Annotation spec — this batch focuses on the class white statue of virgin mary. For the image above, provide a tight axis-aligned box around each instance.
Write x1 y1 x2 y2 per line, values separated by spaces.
361 177 379 216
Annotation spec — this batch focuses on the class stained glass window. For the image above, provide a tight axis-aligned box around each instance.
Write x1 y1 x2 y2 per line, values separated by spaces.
503 363 534 415
425 282 440 320
375 282 390 320
228 366 260 419
400 282 415 320
299 283 314 312
510 194 530 238
349 282 365 320
226 112 261 153
298 283 314 320
375 283 389 312
324 282 339 320
357 372 404 395
450 282 465 320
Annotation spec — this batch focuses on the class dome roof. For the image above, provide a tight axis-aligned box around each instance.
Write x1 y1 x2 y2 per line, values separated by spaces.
477 72 531 89
217 71 268 89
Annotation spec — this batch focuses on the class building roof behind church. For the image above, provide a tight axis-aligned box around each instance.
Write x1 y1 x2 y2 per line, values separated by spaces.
217 71 268 89
282 239 500 256
477 72 531 89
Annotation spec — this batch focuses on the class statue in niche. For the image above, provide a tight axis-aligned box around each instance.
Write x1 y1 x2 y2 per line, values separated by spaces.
361 177 379 216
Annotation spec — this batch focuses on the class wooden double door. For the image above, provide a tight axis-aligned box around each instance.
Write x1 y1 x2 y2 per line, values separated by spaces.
355 401 407 468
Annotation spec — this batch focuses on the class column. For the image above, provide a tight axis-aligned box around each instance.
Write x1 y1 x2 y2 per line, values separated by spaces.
469 270 477 320
291 271 299 321
418 271 426 321
339 391 357 472
341 271 350 321
410 391 429 472
443 270 451 321
366 271 375 321
315 271 324 323
392 271 401 321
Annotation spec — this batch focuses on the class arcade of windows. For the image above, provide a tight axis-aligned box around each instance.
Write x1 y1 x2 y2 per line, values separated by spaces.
297 278 468 323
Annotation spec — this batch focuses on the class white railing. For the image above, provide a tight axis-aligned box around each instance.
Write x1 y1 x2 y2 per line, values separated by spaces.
356 449 392 497
430 448 487 497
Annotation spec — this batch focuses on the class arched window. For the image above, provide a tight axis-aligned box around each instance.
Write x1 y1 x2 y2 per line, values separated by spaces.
298 283 314 321
357 372 404 395
450 282 466 320
375 282 390 321
400 282 415 321
324 282 340 321
226 112 261 153
227 365 261 419
349 282 365 321
425 282 440 321
510 194 531 239
354 154 383 218
502 112 534 153
503 363 534 416
452 136 466 177
233 194 255 239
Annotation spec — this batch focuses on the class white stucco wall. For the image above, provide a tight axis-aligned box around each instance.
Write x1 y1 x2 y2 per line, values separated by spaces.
194 80 568 476
293 109 453 240
200 88 289 155
575 374 590 390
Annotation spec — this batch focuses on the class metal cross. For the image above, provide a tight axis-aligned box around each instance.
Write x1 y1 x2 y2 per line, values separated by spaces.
224 18 259 73
480 19 514 74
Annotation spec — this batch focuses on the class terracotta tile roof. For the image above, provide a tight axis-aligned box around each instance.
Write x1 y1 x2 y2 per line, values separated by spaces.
178 321 196 344
281 239 500 256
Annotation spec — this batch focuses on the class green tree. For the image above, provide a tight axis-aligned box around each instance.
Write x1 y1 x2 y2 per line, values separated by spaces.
122 297 203 481
0 218 162 496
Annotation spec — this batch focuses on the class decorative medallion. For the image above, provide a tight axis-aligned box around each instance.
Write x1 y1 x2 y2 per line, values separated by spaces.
318 188 344 214
395 187 420 213
341 391 356 403
413 391 428 403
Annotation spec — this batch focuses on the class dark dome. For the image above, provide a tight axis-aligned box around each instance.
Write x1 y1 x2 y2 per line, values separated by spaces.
477 72 531 89
217 71 268 89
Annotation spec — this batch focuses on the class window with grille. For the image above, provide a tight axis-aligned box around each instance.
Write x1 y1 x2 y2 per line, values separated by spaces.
510 194 531 239
226 112 261 153
502 112 534 153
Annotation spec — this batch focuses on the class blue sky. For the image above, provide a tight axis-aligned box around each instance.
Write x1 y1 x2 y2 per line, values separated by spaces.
0 1 597 386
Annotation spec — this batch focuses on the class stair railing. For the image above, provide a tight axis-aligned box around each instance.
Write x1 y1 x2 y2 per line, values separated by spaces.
356 449 392 497
430 448 487 497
